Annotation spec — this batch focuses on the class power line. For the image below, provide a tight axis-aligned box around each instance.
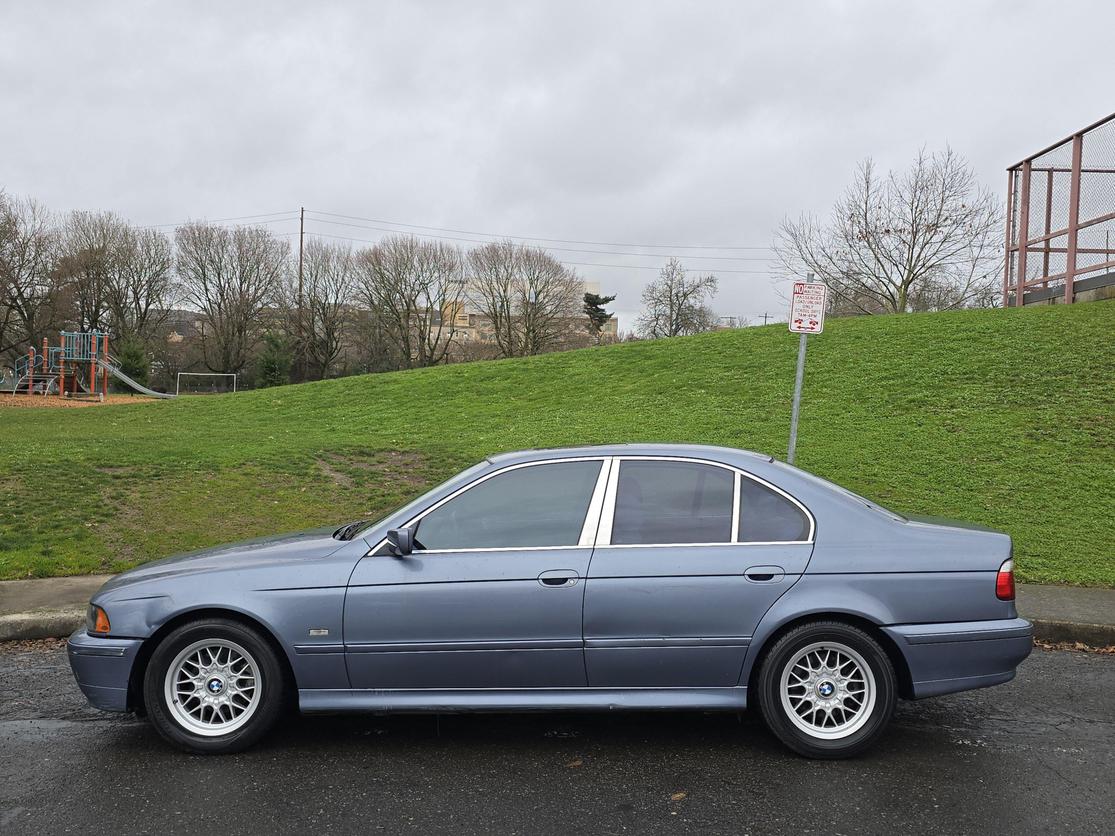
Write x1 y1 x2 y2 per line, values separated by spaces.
300 230 777 274
301 216 774 262
133 207 777 258
306 209 774 251
140 211 300 229
131 207 783 275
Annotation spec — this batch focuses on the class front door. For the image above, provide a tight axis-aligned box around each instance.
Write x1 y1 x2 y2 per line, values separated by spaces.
583 458 815 688
344 458 607 689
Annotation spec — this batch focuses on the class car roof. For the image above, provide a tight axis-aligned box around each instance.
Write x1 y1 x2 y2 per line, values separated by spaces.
486 443 774 466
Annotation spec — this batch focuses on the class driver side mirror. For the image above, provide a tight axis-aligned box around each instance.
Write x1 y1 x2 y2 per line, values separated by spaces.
386 527 413 557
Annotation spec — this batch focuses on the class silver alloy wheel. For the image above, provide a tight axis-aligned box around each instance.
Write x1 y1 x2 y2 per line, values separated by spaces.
779 641 876 740
163 638 262 737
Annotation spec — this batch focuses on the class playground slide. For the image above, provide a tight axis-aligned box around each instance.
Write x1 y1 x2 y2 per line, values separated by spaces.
96 359 176 399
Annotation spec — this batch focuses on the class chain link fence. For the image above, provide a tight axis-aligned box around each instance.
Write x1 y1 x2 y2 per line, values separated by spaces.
1004 112 1115 305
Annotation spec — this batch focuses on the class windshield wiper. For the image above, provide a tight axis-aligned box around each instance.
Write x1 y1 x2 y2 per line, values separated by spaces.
332 520 369 541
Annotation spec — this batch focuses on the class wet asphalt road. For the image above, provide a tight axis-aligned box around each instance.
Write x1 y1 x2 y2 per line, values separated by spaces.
1 642 1111 835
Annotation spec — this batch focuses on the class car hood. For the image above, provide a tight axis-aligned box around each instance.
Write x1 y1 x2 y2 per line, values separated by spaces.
97 527 346 594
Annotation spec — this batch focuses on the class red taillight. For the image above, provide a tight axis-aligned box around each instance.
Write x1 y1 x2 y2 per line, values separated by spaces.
996 559 1015 601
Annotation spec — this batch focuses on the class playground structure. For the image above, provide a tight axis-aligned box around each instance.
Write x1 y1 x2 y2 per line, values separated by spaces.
5 331 174 400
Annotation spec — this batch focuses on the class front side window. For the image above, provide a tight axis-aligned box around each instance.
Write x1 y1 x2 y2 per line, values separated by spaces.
737 477 811 542
413 460 602 550
611 460 734 545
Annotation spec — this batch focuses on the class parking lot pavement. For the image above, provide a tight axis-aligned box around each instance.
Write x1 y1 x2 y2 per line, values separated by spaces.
1 641 1112 835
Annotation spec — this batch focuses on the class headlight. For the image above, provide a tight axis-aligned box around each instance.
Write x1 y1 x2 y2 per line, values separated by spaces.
86 604 111 635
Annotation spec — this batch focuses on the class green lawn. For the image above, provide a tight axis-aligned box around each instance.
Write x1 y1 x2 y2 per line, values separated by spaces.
2 302 1113 586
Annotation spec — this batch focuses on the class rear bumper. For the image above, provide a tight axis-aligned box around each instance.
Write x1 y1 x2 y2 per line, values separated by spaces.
883 617 1033 699
67 628 144 712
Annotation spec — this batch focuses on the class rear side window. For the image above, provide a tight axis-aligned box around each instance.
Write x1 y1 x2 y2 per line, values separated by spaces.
611 460 734 545
414 460 602 550
738 477 811 542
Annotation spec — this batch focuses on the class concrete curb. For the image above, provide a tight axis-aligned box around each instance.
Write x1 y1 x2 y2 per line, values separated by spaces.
2 607 1113 647
1030 618 1115 648
0 608 84 641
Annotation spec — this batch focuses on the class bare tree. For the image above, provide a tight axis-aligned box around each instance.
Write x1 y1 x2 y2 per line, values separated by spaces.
57 212 175 342
355 236 465 368
291 238 356 379
349 305 403 373
0 192 18 359
468 240 582 357
775 148 1002 314
636 258 719 338
108 225 176 343
175 223 289 373
0 193 64 360
56 211 121 333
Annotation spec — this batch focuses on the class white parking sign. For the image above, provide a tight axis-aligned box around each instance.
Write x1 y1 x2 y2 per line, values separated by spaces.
789 281 828 334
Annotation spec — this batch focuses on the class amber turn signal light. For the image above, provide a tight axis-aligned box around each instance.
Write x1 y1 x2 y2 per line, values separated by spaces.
87 605 111 635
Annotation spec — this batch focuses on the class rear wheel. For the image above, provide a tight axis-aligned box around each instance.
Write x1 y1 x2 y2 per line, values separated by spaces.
143 618 287 754
757 621 896 758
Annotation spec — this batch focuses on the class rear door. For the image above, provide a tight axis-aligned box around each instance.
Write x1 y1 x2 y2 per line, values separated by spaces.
582 457 815 688
344 458 609 689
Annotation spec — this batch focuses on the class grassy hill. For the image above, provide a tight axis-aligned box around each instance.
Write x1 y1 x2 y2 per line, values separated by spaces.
2 302 1112 586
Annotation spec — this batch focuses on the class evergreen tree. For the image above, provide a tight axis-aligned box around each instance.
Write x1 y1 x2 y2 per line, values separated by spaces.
583 292 616 338
256 332 292 388
113 336 150 390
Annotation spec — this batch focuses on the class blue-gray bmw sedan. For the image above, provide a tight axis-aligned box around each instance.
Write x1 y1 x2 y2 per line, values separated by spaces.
68 444 1033 758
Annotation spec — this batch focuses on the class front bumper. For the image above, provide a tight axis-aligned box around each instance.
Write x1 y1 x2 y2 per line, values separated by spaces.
883 617 1034 699
67 627 144 712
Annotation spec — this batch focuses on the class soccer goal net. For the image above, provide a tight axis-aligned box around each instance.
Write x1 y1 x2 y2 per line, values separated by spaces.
176 372 238 395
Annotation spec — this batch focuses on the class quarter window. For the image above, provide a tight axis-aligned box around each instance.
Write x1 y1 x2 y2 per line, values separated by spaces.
737 477 811 542
413 460 602 550
611 460 734 545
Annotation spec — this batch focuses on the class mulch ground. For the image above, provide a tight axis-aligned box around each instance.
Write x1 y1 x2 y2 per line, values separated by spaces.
1 394 157 408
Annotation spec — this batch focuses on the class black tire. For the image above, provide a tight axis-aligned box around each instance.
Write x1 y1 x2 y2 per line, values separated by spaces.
757 620 896 759
143 618 287 754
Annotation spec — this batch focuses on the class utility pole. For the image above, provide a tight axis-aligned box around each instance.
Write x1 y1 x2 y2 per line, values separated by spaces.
297 206 305 381
762 312 770 326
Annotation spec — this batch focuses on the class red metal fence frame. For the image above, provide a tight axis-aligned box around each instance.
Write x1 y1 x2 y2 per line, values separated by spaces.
1004 112 1115 306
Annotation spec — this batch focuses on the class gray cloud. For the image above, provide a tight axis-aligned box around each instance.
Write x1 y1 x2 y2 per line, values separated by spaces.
1 0 1110 328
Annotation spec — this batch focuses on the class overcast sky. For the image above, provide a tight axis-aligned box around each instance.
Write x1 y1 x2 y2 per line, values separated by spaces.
1 1 1111 329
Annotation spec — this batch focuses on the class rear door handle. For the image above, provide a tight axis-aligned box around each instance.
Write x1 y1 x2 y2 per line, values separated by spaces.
745 565 786 583
538 569 579 588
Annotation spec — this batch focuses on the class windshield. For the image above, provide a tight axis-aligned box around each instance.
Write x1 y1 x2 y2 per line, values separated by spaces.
351 459 490 540
347 500 411 540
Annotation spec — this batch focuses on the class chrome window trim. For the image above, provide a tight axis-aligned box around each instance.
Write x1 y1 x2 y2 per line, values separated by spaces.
367 456 608 556
595 453 622 546
591 540 814 549
366 453 816 557
392 544 594 555
731 471 742 537
579 458 614 546
597 455 816 547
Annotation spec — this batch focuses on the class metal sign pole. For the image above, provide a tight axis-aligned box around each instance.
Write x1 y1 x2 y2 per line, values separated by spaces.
786 272 816 465
787 330 808 465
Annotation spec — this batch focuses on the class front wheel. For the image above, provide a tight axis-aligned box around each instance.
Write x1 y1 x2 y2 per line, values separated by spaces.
143 618 287 754
757 621 896 758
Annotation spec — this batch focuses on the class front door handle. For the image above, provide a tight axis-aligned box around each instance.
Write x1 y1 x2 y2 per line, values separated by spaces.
538 569 579 588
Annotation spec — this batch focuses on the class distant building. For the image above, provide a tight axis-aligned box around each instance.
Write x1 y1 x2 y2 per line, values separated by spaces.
444 278 616 349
